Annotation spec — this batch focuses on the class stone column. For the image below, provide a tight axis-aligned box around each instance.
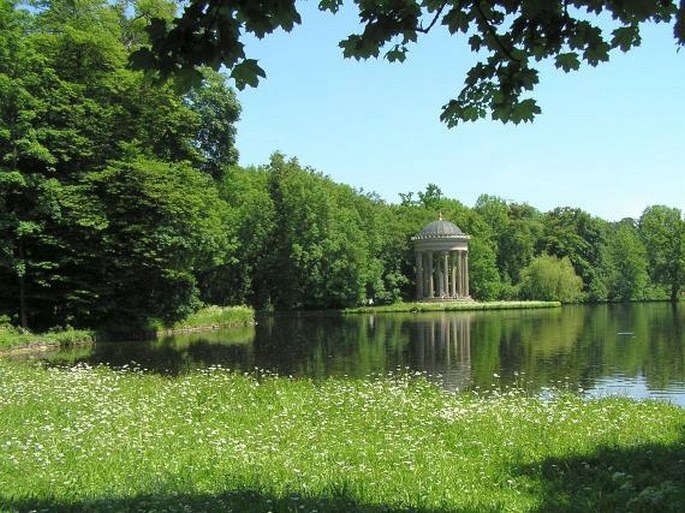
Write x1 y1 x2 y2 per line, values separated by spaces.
427 251 434 298
451 251 457 298
443 252 449 298
458 251 465 297
464 251 470 297
415 251 424 299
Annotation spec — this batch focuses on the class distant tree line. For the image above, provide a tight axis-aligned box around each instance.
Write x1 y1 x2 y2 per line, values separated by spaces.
1 0 683 332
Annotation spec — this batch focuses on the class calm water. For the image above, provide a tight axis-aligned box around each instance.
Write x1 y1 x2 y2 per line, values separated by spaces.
45 303 685 406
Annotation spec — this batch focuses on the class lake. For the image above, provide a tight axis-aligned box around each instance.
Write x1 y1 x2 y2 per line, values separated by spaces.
45 303 685 406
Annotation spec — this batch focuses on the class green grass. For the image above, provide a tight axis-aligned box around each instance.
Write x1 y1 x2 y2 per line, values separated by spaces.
157 305 255 333
344 300 561 314
1 361 684 512
0 325 94 351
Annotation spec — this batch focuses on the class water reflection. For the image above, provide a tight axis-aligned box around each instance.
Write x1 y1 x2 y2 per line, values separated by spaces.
43 303 685 406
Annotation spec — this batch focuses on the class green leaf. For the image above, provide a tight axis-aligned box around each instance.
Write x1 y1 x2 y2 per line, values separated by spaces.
385 45 407 63
318 0 344 14
230 59 266 90
611 25 641 52
555 52 581 72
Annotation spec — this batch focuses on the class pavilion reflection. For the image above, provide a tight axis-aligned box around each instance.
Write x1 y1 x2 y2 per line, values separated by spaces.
409 313 472 392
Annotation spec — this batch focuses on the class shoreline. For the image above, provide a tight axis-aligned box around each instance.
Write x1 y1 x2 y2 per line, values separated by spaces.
343 300 562 314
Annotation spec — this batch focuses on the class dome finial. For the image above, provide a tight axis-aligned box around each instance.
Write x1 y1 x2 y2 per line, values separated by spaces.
438 210 443 221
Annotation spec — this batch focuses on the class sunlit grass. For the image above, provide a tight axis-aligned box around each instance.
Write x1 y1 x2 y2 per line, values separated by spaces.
345 300 561 314
157 305 255 332
1 361 684 512
0 325 94 351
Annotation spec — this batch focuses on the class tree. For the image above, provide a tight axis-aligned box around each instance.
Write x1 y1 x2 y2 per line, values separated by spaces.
537 207 609 300
131 0 685 125
474 194 541 286
0 0 240 329
185 68 241 180
519 254 583 303
639 205 684 303
604 221 649 301
257 154 375 309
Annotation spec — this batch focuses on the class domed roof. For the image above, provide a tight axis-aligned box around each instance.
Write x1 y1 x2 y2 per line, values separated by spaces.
414 219 465 239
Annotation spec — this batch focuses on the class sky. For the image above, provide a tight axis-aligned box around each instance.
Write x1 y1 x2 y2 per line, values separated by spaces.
234 3 684 222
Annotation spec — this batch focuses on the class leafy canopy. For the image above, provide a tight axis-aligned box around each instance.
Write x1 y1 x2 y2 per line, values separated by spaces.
131 0 685 125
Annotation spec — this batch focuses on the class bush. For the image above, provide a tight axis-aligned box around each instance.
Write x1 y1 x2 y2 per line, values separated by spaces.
520 255 583 303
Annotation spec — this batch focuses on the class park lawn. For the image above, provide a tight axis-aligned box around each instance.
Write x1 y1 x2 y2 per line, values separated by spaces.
1 361 684 513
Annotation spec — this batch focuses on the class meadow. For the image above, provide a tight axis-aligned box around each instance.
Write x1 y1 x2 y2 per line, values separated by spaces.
1 360 684 513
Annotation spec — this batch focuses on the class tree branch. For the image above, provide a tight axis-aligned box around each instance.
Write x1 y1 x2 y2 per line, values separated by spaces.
474 1 521 62
416 1 448 34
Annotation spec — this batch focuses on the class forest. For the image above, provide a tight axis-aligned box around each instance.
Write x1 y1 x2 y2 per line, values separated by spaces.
1 0 683 332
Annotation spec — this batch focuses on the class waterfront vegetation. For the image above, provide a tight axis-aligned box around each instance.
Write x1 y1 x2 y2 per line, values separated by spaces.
1 361 684 512
153 305 255 333
0 322 94 352
0 306 254 352
344 300 561 314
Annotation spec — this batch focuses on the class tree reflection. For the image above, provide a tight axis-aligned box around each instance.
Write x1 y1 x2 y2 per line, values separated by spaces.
42 304 685 404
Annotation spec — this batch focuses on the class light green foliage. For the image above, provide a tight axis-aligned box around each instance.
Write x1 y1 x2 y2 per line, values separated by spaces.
520 254 584 303
1 362 684 511
639 205 684 303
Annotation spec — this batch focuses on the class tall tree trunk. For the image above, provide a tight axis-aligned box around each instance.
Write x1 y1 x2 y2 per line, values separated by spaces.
18 241 28 328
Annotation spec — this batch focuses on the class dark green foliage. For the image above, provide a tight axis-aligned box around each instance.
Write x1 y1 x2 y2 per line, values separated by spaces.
66 158 231 327
639 205 684 303
184 68 241 179
242 154 380 309
0 0 236 329
537 207 609 300
132 0 684 125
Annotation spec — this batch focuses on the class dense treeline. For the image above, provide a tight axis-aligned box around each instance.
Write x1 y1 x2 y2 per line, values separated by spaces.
1 0 683 332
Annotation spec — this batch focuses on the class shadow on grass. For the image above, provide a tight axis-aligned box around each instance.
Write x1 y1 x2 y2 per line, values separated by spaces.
0 487 500 513
514 431 685 513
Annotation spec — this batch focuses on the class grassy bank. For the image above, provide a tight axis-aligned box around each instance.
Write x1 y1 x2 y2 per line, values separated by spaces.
1 362 684 512
155 305 255 334
0 306 255 351
0 324 94 352
344 300 561 314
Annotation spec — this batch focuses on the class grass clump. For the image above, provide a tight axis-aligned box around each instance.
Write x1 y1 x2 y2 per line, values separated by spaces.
0 322 94 351
1 361 684 512
154 305 255 333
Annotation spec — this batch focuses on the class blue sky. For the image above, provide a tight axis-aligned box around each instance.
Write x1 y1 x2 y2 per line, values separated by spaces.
235 3 684 221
